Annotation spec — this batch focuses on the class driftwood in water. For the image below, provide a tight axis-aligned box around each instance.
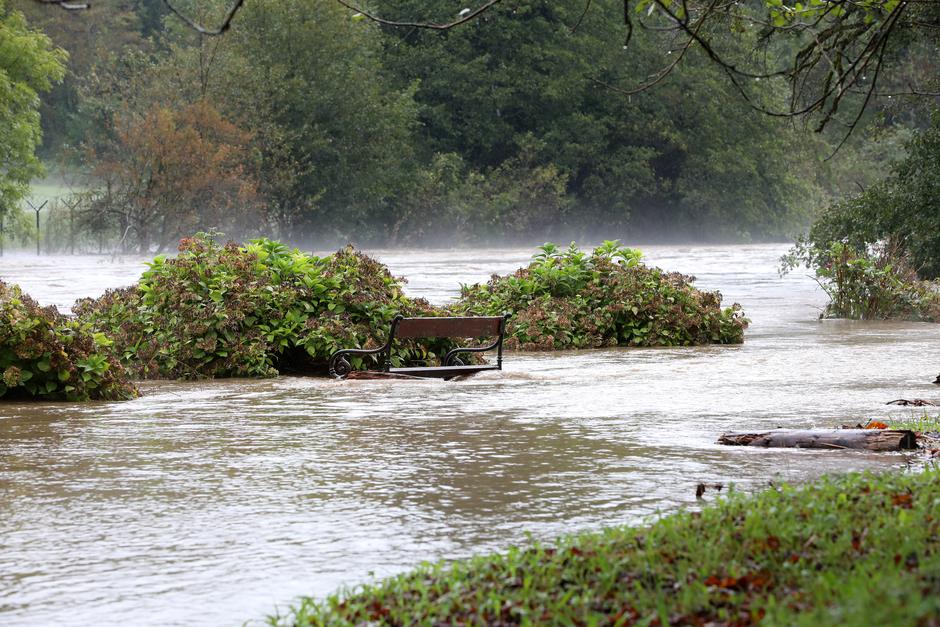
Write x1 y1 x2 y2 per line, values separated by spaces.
887 398 937 406
718 429 917 451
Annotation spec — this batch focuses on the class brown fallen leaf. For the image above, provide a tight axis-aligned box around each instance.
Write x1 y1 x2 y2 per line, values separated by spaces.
892 493 914 508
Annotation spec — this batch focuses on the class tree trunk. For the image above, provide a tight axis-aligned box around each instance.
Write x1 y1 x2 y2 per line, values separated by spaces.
717 429 917 451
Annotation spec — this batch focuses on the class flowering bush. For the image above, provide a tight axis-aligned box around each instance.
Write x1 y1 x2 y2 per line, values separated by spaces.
455 242 748 350
0 281 136 401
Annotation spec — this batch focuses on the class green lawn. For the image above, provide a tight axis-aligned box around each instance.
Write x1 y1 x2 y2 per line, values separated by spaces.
270 466 940 626
26 170 86 205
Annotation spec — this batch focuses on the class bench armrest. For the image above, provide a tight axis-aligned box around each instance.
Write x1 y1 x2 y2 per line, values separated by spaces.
328 315 403 379
443 342 500 367
442 313 510 368
328 347 386 379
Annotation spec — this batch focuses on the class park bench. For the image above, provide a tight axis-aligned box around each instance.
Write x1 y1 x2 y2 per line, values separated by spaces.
328 314 510 380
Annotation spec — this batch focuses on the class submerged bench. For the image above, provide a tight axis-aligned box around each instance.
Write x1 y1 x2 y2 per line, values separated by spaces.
328 314 510 380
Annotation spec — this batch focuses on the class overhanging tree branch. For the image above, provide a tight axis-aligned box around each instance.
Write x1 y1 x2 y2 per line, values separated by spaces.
162 0 245 36
332 0 503 30
594 0 918 137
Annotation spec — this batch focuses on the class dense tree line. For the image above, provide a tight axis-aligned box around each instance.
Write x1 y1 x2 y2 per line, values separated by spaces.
6 0 935 251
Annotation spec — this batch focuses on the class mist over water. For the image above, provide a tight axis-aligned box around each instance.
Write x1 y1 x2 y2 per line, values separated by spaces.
1 244 938 626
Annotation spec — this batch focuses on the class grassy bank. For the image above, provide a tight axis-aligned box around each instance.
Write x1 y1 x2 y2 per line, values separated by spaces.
271 467 940 626
888 411 940 434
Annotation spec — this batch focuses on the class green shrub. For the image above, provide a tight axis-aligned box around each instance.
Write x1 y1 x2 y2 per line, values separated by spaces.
74 236 750 380
784 241 940 321
74 234 457 379
455 241 748 349
0 281 136 401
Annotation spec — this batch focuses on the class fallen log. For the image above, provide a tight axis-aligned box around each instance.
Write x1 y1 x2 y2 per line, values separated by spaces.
718 429 917 451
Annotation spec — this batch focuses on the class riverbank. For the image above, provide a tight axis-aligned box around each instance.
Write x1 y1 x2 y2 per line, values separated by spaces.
271 465 940 625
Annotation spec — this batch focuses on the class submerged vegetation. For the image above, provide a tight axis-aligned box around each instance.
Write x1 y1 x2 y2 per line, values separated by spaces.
4 236 749 392
457 241 748 349
271 467 940 626
71 237 748 381
73 235 451 379
784 241 940 322
0 281 136 401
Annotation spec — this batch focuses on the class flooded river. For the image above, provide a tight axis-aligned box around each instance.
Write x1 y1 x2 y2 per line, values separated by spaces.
1 244 938 626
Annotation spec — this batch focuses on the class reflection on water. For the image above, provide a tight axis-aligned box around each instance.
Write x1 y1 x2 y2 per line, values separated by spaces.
1 244 938 626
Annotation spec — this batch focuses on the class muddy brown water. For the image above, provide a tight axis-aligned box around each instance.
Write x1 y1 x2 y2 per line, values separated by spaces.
1 244 938 626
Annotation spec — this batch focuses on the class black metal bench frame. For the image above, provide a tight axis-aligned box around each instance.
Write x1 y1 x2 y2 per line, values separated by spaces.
328 313 510 379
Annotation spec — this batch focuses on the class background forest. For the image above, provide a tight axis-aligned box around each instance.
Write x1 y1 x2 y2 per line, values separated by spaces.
3 0 937 251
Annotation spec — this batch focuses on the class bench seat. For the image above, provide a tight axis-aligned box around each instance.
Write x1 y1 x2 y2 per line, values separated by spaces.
329 314 510 380
389 364 500 378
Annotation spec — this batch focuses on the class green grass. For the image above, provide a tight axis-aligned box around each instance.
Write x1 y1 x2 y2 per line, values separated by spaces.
27 180 74 202
27 167 86 203
888 412 940 434
269 467 940 626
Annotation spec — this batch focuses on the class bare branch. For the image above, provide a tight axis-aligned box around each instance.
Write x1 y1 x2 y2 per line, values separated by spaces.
570 0 594 33
593 0 722 96
607 0 915 141
624 0 634 48
333 0 503 31
825 22 893 159
162 0 245 36
866 85 940 96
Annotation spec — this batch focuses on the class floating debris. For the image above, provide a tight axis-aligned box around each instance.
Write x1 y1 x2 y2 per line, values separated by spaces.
886 399 937 406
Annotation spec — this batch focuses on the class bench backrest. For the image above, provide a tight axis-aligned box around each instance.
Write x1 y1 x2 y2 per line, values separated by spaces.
394 316 505 339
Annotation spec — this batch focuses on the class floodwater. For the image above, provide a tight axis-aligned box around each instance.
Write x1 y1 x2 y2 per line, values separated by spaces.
1 244 938 626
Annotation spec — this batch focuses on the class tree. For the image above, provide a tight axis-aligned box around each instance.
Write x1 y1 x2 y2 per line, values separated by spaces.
12 0 156 155
797 114 940 280
147 0 424 243
26 0 936 244
87 100 263 252
378 0 822 240
364 0 939 139
0 2 66 220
